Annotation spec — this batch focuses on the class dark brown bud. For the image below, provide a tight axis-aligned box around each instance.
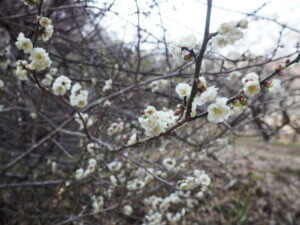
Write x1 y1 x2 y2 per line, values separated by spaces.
263 80 272 88
275 64 284 75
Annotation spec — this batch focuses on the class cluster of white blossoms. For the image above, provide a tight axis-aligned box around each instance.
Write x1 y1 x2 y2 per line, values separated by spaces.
91 195 104 213
107 120 124 136
52 75 71 95
14 16 54 80
149 79 168 92
70 83 88 108
242 72 261 97
207 97 231 123
170 33 198 62
15 32 33 54
15 60 29 80
192 77 218 115
175 77 218 117
142 186 210 225
27 47 52 71
179 169 211 191
214 18 248 48
75 158 97 180
127 178 146 191
138 106 178 137
102 79 112 91
75 112 94 130
37 16 53 42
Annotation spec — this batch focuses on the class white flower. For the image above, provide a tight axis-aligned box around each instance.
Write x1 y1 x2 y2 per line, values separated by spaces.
123 205 133 216
91 195 104 213
87 143 96 154
0 80 4 90
218 22 236 34
15 32 33 54
139 106 177 137
70 83 88 108
38 16 52 27
214 21 245 48
170 43 182 61
243 80 261 97
42 24 54 42
41 74 53 86
227 29 244 43
127 133 137 145
162 158 176 170
170 33 197 62
49 67 57 75
107 121 124 135
227 71 242 81
214 35 229 48
52 75 71 95
15 60 28 80
127 179 145 191
198 76 207 89
167 212 181 223
107 161 123 172
103 100 111 107
238 18 248 29
194 86 218 106
207 97 231 123
75 112 94 130
268 79 281 94
198 173 211 186
75 168 84 180
179 176 198 190
242 72 259 85
103 79 112 91
28 47 52 71
177 33 197 49
175 82 191 99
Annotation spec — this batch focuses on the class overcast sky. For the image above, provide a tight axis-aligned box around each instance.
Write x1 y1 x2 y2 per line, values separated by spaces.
98 0 300 57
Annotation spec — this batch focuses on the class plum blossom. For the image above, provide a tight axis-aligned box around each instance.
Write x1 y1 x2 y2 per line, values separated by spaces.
207 97 231 123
